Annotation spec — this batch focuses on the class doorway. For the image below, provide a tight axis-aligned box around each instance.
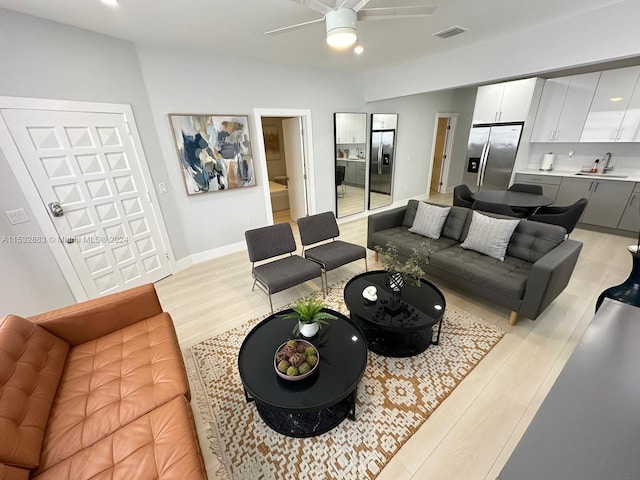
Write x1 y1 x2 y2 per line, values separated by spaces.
429 114 457 195
0 97 174 301
254 109 314 224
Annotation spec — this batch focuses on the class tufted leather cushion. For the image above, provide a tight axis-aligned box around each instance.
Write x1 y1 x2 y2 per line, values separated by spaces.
0 315 69 469
0 464 30 480
32 396 207 480
507 220 567 263
38 312 190 471
430 246 532 299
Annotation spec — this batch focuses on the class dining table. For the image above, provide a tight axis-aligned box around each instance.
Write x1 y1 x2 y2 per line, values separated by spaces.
471 190 554 209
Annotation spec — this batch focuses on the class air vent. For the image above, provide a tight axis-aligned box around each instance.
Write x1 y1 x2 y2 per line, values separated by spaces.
432 25 468 39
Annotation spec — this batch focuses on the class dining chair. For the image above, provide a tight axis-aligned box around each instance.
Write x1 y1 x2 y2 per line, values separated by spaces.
297 211 367 290
453 184 474 208
245 223 323 313
528 198 588 237
508 183 543 195
472 199 526 218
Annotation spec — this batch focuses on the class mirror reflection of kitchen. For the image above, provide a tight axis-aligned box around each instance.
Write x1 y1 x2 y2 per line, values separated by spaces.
335 113 367 218
369 113 398 210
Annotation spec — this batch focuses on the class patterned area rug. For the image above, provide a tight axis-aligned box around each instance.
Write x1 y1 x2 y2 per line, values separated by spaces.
186 279 504 480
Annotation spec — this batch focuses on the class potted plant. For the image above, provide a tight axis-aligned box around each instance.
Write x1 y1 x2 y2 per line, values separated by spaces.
374 241 431 310
374 241 431 286
279 296 337 338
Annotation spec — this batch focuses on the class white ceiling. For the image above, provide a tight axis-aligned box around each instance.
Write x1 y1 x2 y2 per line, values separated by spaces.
0 0 625 73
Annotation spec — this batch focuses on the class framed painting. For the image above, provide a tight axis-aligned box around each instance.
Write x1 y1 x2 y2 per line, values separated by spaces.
169 114 256 195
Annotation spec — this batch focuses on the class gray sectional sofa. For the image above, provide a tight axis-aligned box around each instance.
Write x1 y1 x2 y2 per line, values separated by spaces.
367 200 583 325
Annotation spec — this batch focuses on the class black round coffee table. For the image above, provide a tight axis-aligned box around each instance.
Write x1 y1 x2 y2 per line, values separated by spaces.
344 271 446 357
237 308 367 438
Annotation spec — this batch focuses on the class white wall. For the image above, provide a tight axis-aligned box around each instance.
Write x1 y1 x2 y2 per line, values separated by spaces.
0 8 187 314
136 45 365 256
365 88 477 201
365 0 640 101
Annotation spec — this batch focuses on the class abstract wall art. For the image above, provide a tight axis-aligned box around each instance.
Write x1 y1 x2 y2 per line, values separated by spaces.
169 114 256 195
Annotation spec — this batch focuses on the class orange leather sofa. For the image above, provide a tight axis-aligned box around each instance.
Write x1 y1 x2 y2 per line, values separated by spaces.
0 284 207 480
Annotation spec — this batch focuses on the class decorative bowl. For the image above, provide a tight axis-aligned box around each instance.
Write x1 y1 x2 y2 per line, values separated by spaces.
274 339 319 381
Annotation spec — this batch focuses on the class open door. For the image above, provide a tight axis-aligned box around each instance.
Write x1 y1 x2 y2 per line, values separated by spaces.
282 117 308 221
429 114 457 195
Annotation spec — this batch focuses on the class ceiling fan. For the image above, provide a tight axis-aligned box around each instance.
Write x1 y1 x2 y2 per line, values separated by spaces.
265 0 437 49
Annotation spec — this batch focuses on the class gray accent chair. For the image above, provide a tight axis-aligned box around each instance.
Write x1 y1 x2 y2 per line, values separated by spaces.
528 198 588 237
245 223 323 313
297 211 367 289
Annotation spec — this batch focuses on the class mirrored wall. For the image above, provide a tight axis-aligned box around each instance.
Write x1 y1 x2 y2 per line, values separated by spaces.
335 112 367 218
368 113 398 210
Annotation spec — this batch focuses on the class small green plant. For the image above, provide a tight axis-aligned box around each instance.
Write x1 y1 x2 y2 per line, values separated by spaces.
278 296 337 336
374 241 431 287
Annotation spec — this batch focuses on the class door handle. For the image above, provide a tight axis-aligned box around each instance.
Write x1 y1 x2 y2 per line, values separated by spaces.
593 181 600 193
48 201 64 217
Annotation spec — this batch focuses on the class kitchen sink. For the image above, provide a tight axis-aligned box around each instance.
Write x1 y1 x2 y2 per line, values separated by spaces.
574 172 628 178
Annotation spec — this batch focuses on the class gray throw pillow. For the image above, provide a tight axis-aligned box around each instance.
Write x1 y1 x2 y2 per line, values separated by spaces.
408 202 451 239
460 211 519 261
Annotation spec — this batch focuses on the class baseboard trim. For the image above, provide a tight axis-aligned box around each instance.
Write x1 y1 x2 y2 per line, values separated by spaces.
174 241 247 273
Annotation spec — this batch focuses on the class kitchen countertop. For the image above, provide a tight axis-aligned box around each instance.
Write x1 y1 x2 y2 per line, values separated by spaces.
516 169 640 183
336 157 366 163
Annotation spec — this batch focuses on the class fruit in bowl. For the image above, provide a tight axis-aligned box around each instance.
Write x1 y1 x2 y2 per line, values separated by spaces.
274 339 319 381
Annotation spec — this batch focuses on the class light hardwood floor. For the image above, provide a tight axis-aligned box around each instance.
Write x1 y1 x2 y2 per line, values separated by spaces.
155 194 633 479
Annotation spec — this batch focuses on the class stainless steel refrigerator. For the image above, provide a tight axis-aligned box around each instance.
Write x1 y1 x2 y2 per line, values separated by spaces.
461 123 523 191
370 129 395 194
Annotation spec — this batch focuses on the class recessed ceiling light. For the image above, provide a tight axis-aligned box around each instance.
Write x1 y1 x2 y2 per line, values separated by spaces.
102 0 118 6
354 45 364 55
610 97 624 102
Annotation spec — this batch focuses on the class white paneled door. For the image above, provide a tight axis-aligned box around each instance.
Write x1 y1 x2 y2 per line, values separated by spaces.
282 117 308 221
1 108 171 298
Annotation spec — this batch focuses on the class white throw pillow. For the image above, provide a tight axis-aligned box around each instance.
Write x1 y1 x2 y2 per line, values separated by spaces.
460 211 519 261
408 202 451 239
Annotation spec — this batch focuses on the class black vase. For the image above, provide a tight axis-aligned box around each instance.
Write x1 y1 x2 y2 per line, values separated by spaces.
596 246 640 311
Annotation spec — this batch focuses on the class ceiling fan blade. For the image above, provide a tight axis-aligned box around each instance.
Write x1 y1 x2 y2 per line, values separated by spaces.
358 5 437 20
338 0 371 12
290 0 335 15
264 17 325 36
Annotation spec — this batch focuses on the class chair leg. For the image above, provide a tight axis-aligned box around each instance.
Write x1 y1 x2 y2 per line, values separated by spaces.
251 278 257 292
269 293 274 314
375 251 379 262
364 255 368 272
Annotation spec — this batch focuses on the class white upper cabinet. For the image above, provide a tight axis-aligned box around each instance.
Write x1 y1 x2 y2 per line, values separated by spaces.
530 73 600 142
618 77 640 142
335 114 366 144
472 78 537 124
580 66 640 142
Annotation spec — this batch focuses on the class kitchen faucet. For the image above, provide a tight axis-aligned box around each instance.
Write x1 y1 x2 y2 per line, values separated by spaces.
602 152 613 173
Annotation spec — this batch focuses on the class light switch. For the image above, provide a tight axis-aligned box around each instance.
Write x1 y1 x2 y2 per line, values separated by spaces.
158 182 168 194
5 208 29 225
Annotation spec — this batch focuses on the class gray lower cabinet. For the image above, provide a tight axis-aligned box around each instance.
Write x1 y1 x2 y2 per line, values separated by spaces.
554 177 634 229
617 183 640 232
513 173 560 202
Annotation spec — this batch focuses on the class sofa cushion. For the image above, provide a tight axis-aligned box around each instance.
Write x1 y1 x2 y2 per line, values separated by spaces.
507 220 567 263
409 202 451 239
0 315 69 469
38 312 190 471
32 396 207 480
430 246 532 299
461 211 520 261
0 464 29 480
402 200 470 241
372 226 457 260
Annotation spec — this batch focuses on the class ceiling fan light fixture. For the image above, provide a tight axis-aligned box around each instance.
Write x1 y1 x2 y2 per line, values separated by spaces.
326 8 358 49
